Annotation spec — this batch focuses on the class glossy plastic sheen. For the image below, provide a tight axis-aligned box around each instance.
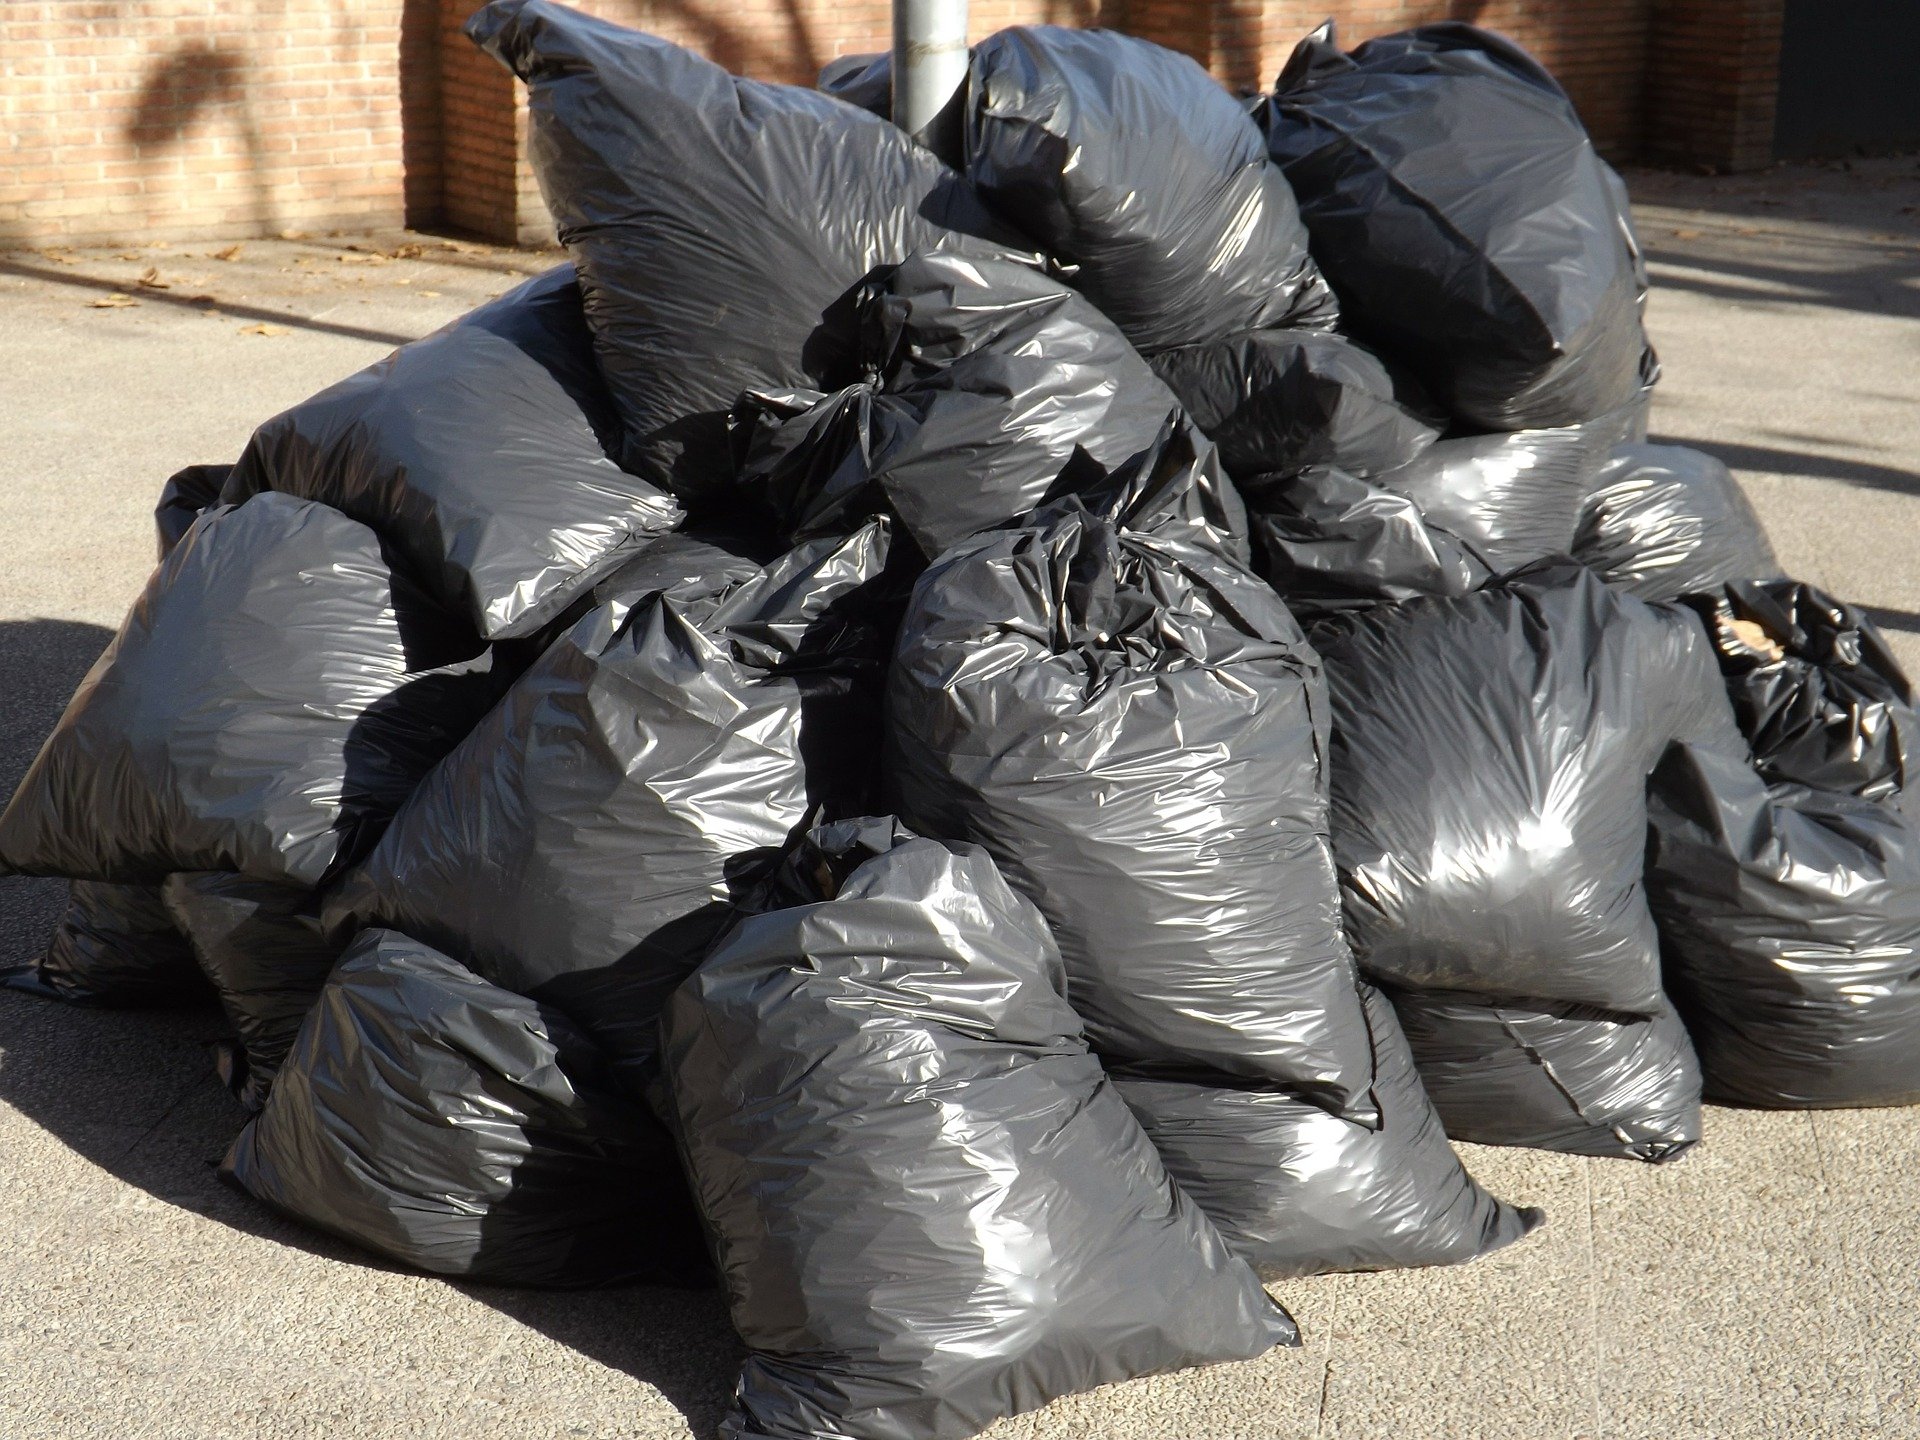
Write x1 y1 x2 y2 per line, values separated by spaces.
963 26 1335 354
663 818 1296 1440
1574 443 1783 601
1149 328 1439 481
162 873 341 1111
1261 22 1648 429
0 881 207 1008
467 0 1020 502
323 523 893 1095
0 495 503 889
221 266 682 641
224 928 705 1287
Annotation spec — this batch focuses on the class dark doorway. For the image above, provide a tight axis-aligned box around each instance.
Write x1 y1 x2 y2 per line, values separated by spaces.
1774 0 1920 159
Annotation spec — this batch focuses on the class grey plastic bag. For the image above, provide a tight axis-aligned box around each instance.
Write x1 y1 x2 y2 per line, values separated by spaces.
1260 22 1648 429
324 522 894 1095
1575 444 1783 602
1 881 208 1008
224 927 705 1287
663 817 1297 1440
0 495 504 890
162 873 341 1111
467 0 1021 503
154 463 230 560
222 266 682 641
963 25 1336 353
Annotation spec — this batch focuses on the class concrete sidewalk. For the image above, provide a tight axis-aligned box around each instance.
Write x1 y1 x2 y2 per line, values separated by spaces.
1 158 1917 1440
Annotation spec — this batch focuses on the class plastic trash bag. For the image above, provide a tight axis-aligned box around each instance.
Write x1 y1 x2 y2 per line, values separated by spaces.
1148 329 1439 482
1683 580 1915 802
1260 22 1648 430
964 24 1335 352
1117 986 1542 1274
324 522 894 1096
154 464 229 560
222 266 682 641
223 927 706 1286
1387 990 1701 1161
0 495 504 890
817 50 893 118
1574 444 1783 602
162 873 341 1111
662 817 1297 1440
467 0 1021 504
1 881 208 1008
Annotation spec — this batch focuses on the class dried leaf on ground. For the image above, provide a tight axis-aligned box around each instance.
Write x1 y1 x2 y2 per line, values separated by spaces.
137 266 170 290
239 323 289 337
88 293 140 308
212 244 244 261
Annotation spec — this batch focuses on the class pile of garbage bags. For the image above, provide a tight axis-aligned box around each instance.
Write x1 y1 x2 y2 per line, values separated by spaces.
3 3 1916 1435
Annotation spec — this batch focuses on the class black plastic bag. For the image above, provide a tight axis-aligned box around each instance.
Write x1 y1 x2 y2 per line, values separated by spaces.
1648 743 1920 1109
888 496 1374 1119
1117 986 1542 1275
731 250 1234 561
965 25 1335 353
1684 580 1915 802
1148 328 1439 482
222 266 682 641
154 464 229 560
1 881 208 1008
324 522 894 1095
1574 443 1782 602
816 50 893 118
162 873 341 1111
1260 22 1648 430
1387 990 1701 1162
662 817 1296 1440
0 495 503 890
224 927 705 1287
467 0 1020 504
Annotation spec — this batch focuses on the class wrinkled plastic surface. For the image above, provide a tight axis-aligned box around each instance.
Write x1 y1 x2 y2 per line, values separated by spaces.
1261 22 1648 429
1388 989 1701 1161
732 250 1230 560
1575 443 1783 601
468 0 1019 503
888 497 1374 1120
224 928 705 1286
325 523 894 1094
1148 329 1439 481
1118 986 1541 1275
663 817 1296 1440
1648 743 1920 1108
162 873 340 1111
222 266 682 640
154 464 229 560
0 881 207 1007
817 50 893 118
1685 580 1916 801
0 495 503 889
964 26 1335 353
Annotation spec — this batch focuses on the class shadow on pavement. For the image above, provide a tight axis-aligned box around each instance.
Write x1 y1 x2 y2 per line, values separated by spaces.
0 618 741 1438
1648 433 1920 499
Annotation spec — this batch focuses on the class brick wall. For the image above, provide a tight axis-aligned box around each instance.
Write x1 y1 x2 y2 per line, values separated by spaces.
1 0 1784 248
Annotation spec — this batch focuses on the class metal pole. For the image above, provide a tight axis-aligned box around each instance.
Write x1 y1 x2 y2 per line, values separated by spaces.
892 0 969 146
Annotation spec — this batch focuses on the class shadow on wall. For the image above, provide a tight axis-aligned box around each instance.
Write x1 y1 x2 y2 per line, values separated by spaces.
123 43 277 235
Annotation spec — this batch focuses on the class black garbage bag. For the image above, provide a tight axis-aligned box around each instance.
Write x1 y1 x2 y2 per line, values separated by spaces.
324 522 894 1096
1260 22 1649 430
816 50 893 119
1243 464 1493 617
154 464 229 560
964 25 1335 353
1387 990 1701 1162
1647 743 1920 1109
888 495 1373 1119
662 817 1297 1440
1684 580 1915 802
223 927 705 1286
1 881 209 1008
1574 443 1782 602
1148 329 1439 482
467 0 1021 504
162 873 341 1110
1117 986 1542 1275
730 250 1241 561
222 266 682 641
0 495 504 890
